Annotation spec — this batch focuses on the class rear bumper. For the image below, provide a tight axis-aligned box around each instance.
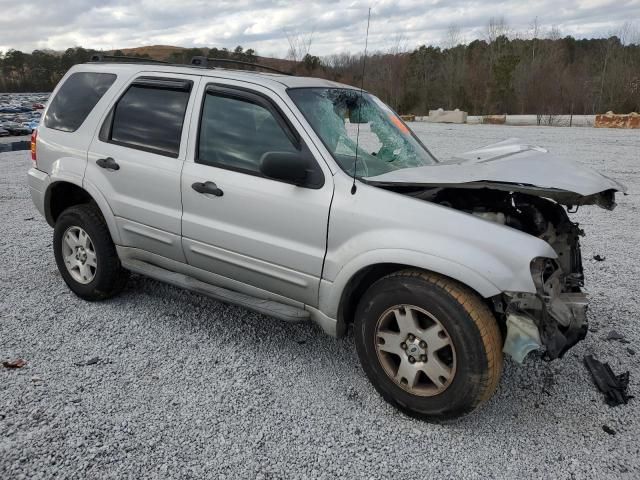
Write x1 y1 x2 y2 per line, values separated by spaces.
27 168 50 220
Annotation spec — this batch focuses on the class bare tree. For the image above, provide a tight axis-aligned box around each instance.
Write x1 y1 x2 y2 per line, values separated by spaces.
371 35 410 110
441 23 466 109
388 33 408 54
618 21 639 46
486 16 510 43
444 24 463 49
284 28 315 62
548 25 562 41
529 16 540 60
486 16 510 65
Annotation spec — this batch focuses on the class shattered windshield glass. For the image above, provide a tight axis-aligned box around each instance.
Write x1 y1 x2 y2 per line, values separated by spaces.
288 88 437 177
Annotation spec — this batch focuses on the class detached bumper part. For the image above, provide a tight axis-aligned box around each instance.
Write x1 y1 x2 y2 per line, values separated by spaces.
584 355 633 406
538 310 588 359
503 290 588 362
503 313 541 364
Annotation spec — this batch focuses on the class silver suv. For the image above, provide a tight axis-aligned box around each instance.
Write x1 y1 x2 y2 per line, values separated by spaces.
27 57 625 420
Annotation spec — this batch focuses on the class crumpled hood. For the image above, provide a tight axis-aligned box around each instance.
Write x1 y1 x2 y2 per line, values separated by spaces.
364 139 627 208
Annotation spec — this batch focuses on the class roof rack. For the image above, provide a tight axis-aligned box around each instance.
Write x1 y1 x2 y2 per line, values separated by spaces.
190 56 292 75
89 54 169 64
87 53 293 76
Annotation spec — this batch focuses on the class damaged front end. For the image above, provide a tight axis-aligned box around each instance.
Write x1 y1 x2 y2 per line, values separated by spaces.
430 188 592 362
502 258 589 363
363 139 626 363
379 185 609 363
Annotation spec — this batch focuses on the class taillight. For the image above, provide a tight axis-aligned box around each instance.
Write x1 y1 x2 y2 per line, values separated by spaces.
31 129 37 167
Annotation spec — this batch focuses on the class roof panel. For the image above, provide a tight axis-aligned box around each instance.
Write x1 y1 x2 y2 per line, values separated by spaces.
78 62 358 91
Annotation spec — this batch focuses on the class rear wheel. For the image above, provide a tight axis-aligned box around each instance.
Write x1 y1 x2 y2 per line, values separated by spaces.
354 270 503 421
53 204 129 300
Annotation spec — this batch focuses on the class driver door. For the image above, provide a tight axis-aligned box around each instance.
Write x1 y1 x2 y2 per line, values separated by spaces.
180 81 334 306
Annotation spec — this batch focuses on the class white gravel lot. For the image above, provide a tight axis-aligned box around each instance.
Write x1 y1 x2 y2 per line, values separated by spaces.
1 123 639 479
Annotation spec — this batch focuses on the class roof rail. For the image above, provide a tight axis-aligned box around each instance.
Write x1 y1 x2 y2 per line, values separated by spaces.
191 56 292 75
89 54 169 64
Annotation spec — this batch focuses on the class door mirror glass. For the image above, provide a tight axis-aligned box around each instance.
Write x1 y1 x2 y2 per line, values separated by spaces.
259 151 308 186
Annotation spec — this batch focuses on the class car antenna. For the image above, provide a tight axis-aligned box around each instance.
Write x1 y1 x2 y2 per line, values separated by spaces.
351 7 372 195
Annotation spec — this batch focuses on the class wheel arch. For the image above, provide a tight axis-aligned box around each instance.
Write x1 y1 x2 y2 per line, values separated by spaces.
322 251 504 337
44 180 121 244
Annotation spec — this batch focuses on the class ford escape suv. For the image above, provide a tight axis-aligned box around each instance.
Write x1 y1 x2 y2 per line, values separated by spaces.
27 57 626 421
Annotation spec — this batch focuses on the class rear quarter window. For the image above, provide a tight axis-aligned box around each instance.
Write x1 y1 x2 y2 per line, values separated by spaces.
44 72 116 132
105 82 191 158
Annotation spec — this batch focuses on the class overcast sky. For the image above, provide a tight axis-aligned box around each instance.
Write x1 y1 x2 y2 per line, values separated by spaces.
0 0 638 57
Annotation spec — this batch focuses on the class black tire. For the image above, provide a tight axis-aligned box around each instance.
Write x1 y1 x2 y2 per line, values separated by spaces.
53 204 129 301
354 269 503 421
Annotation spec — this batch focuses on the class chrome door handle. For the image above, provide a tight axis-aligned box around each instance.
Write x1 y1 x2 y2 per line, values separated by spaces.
192 181 223 197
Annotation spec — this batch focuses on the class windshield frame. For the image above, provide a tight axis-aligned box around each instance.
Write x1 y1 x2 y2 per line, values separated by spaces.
286 87 439 179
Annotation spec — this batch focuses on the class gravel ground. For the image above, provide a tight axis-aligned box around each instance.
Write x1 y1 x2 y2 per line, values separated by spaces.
1 123 639 479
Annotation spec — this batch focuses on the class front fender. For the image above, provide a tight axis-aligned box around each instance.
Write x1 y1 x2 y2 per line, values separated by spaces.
320 178 559 320
319 248 506 320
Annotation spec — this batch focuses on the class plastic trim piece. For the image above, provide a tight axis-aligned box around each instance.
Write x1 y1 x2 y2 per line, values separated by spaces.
121 257 310 323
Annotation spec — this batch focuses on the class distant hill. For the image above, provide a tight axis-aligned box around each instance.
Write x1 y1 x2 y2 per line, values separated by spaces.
112 45 188 60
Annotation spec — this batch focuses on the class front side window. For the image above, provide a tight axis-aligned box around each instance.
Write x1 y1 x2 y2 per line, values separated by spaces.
288 88 437 178
108 81 191 158
197 92 299 173
45 72 116 132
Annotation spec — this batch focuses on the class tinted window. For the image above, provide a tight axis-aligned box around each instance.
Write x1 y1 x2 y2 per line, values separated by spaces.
198 93 298 173
45 72 116 132
110 85 190 158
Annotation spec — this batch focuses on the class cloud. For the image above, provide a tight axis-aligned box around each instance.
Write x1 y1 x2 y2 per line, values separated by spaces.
0 0 638 57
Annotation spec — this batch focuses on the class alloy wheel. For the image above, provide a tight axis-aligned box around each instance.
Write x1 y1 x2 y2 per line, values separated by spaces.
374 304 457 396
61 226 97 284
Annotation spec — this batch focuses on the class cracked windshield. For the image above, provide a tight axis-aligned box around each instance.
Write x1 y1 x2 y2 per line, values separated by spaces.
288 88 437 177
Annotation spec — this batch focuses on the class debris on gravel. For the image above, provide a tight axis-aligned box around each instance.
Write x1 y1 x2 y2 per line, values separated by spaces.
1 358 26 369
2 123 640 479
74 356 100 367
584 355 634 407
606 330 629 343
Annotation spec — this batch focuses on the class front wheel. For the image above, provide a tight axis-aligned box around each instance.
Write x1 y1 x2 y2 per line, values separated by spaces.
53 204 129 301
354 270 503 421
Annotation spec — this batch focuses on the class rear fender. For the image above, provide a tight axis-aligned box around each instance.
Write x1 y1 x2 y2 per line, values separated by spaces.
44 171 121 245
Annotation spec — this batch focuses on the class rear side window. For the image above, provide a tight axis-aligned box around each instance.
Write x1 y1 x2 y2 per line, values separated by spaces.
45 72 116 132
106 79 191 158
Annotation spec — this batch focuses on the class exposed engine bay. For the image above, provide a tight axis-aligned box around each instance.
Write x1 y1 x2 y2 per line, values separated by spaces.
389 185 595 362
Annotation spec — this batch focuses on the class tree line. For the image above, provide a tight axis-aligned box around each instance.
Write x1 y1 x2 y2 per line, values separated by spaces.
311 29 640 116
0 46 259 93
1 28 638 116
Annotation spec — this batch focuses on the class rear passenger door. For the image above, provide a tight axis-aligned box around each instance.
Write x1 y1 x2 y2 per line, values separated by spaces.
181 81 334 307
86 73 200 262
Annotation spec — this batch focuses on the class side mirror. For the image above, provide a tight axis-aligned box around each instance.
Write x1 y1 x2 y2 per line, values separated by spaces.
259 151 308 186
